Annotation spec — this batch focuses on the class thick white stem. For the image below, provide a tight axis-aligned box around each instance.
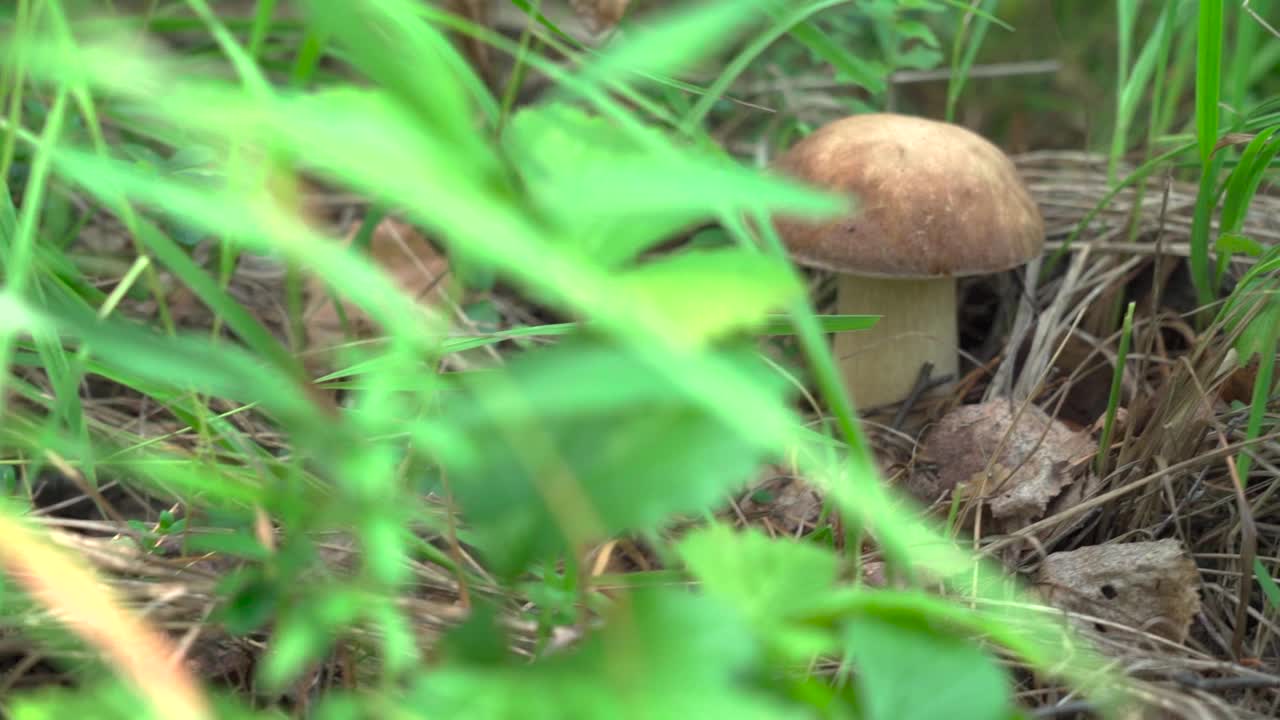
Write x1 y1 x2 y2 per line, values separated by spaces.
833 274 958 412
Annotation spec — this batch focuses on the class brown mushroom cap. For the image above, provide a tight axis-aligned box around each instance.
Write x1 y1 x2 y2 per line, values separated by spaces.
773 113 1044 278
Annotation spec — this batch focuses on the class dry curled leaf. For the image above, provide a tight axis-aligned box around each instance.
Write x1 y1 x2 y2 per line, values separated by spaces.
1035 539 1201 645
915 399 1096 533
303 217 453 353
570 0 630 33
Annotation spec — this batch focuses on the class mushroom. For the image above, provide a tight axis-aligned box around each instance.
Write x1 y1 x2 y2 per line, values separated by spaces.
773 113 1044 411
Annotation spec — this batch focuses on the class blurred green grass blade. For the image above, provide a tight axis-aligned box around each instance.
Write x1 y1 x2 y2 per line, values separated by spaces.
1248 40 1280 90
505 102 846 266
788 20 885 95
184 0 273 96
50 144 447 356
133 217 302 374
1195 0 1223 166
945 0 998 123
2 90 64 301
302 0 497 161
506 0 585 48
0 88 67 421
248 0 279 59
1155 17 1199 139
12 335 270 464
1110 1 1170 181
682 0 850 132
29 289 337 447
0 125 304 377
420 3 671 130
288 24 329 87
322 313 880 381
935 0 1013 30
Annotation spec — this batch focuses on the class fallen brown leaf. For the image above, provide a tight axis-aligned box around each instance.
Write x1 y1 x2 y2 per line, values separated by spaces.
1035 539 1201 646
916 399 1097 533
303 217 454 354
570 0 631 33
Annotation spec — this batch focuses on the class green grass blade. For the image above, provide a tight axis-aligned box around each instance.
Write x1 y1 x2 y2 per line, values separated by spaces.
248 0 279 60
0 89 66 419
945 0 999 123
1096 301 1135 477
681 0 850 133
1195 0 1223 167
1255 557 1280 610
1188 153 1225 309
788 19 886 95
1236 295 1279 485
1110 0 1167 182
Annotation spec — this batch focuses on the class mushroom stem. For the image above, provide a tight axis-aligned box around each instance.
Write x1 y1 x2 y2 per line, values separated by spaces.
833 274 958 412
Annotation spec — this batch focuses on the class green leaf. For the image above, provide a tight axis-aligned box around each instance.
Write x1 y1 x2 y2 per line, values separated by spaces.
845 615 1011 720
444 340 792 576
300 0 496 165
259 587 364 689
788 21 887 94
1215 232 1265 258
678 524 839 657
616 249 803 346
502 104 703 267
680 524 838 622
1220 127 1280 236
410 588 797 720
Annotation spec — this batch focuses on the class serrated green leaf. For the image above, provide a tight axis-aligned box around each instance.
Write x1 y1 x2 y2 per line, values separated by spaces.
679 524 838 623
788 21 887 94
845 615 1011 720
445 341 791 576
678 524 839 658
410 589 799 720
616 249 802 346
